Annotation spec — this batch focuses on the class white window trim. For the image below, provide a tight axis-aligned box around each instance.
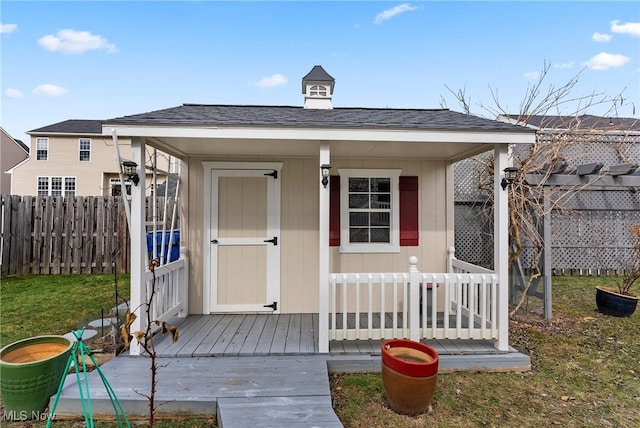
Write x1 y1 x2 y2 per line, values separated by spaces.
79 138 91 162
37 176 77 196
36 137 49 161
338 169 401 253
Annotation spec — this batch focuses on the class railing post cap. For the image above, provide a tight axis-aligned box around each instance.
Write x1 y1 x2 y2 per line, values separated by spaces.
409 256 418 266
448 246 456 255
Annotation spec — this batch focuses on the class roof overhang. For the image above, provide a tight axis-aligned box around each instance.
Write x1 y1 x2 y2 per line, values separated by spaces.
103 124 535 161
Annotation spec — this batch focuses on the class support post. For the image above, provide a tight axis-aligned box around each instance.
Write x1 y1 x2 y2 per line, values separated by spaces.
318 143 330 353
543 188 552 320
179 246 189 318
129 138 146 355
494 144 510 351
409 256 420 342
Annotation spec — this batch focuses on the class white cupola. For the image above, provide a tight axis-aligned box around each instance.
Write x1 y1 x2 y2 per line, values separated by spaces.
302 65 335 109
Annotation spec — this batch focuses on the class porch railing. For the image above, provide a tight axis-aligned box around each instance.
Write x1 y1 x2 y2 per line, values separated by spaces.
329 250 501 347
144 247 189 323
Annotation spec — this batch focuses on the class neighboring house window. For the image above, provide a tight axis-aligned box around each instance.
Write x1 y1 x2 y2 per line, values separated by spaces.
37 176 76 196
330 171 419 252
79 138 91 161
36 138 49 161
310 85 327 97
110 178 131 196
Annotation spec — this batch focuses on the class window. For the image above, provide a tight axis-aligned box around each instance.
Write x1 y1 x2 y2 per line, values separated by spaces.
37 176 76 196
331 172 419 252
310 85 327 97
338 169 401 253
110 178 131 196
36 138 49 161
79 138 91 161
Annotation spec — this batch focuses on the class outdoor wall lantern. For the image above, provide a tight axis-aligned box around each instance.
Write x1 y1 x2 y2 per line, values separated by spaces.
121 160 140 186
501 166 518 190
320 164 331 188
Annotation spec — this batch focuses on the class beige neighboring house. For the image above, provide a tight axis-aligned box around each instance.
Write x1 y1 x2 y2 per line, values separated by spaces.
9 120 171 197
1 127 29 194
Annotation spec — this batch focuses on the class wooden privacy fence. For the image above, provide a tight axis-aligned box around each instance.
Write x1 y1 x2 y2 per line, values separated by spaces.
0 195 179 277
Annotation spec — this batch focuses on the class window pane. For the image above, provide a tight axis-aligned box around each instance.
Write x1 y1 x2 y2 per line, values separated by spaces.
370 212 390 226
348 178 369 192
371 178 390 192
349 194 369 209
38 177 49 196
65 178 76 196
349 228 369 242
51 177 62 196
370 194 390 208
36 138 48 161
79 139 91 161
370 228 390 243
349 212 369 226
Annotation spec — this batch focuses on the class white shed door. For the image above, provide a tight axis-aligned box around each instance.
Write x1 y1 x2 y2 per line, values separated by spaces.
209 168 280 313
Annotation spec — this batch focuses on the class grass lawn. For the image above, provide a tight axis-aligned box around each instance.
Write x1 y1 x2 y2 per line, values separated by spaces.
331 276 640 427
1 275 638 427
1 274 130 348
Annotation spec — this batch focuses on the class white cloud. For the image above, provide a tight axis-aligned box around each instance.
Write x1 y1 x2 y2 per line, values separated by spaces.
610 20 640 36
5 88 23 98
592 32 612 42
523 71 540 81
38 29 118 54
553 61 575 69
584 52 630 70
33 84 68 97
374 3 419 24
253 74 287 88
1 23 17 34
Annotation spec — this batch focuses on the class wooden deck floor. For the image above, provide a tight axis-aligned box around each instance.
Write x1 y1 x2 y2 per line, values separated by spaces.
154 313 501 358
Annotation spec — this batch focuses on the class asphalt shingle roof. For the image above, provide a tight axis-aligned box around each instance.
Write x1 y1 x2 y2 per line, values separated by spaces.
28 119 103 135
105 104 532 133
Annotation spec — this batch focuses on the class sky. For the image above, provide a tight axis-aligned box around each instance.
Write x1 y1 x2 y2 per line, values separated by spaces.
1 1 639 148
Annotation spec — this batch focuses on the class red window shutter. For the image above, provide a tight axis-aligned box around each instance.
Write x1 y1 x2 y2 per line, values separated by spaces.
400 176 419 246
329 176 340 246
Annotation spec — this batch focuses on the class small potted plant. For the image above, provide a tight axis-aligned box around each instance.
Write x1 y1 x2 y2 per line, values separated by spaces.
595 223 640 317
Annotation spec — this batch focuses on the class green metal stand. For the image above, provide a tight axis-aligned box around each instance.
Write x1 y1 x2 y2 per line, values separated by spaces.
46 328 130 428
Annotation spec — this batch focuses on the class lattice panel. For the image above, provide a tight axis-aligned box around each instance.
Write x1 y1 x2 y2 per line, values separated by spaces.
454 133 640 272
454 203 494 268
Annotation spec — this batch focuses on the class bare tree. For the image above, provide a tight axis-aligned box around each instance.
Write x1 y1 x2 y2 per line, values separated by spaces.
444 61 639 316
120 259 179 427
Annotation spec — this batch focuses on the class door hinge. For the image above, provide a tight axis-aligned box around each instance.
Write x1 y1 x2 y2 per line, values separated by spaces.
264 236 278 246
263 302 278 310
264 170 278 179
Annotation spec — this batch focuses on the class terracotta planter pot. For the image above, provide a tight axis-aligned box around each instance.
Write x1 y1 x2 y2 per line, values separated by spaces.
596 286 638 317
0 336 72 419
381 339 439 416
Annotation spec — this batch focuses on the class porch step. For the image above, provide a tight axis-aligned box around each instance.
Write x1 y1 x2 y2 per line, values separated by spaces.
217 396 342 428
